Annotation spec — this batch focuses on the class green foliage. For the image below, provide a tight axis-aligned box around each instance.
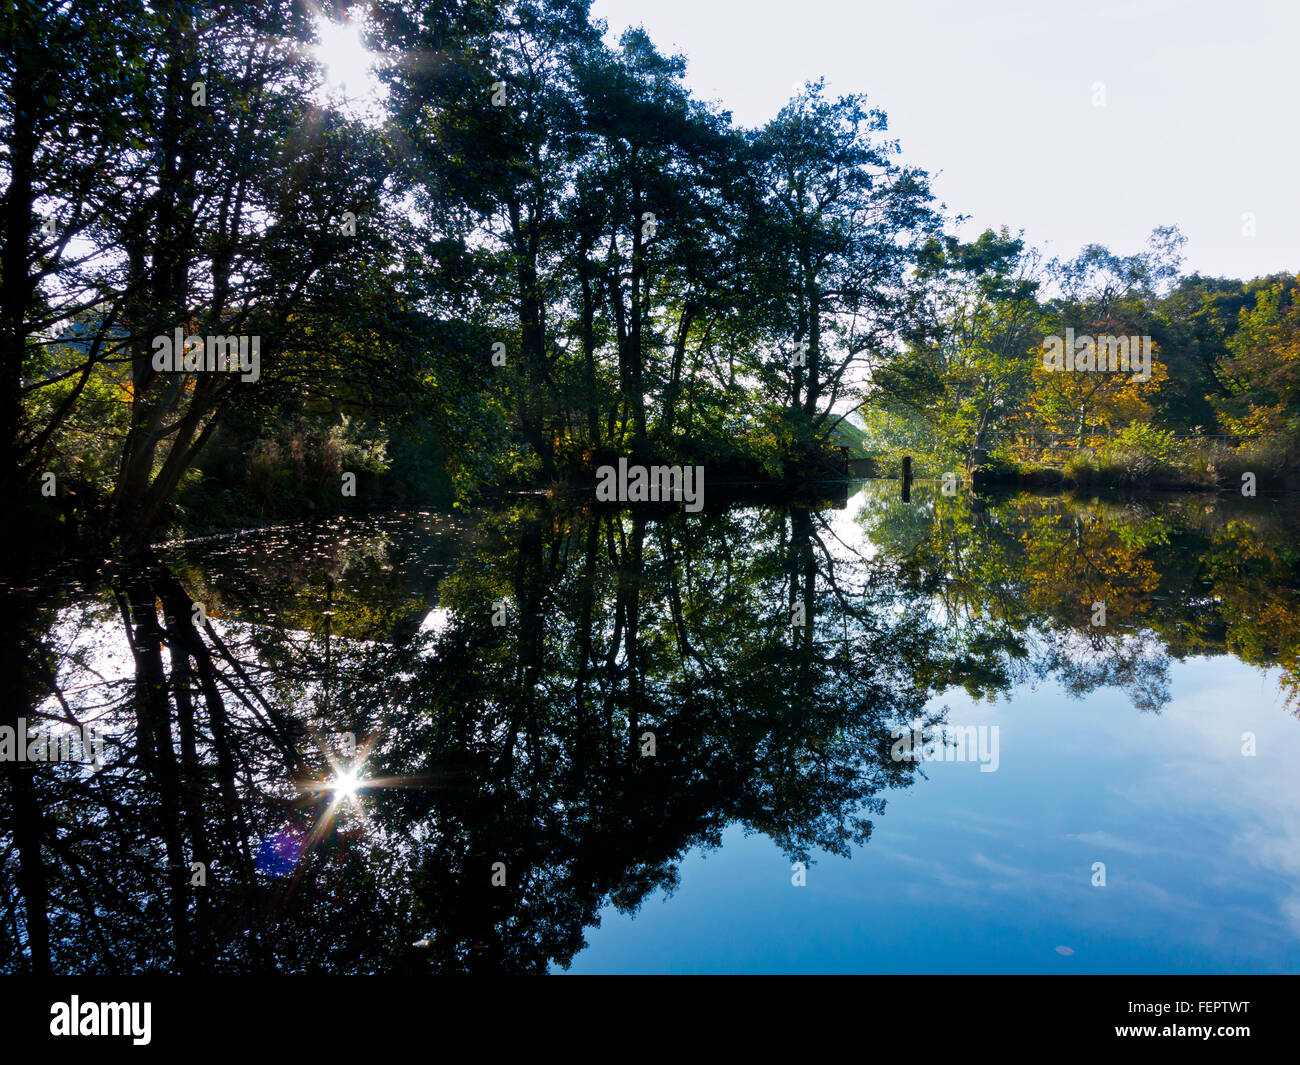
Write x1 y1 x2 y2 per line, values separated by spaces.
1103 423 1181 464
6 0 1300 550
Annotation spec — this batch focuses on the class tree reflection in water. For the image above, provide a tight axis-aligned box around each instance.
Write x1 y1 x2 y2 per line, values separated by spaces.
3 485 1299 972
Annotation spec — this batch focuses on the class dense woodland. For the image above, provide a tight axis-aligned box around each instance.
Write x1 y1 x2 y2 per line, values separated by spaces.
4 0 1299 555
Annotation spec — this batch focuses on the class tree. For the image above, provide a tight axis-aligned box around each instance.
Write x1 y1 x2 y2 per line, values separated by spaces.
874 228 1044 470
748 81 939 467
1029 229 1181 447
1 0 158 497
1213 273 1300 438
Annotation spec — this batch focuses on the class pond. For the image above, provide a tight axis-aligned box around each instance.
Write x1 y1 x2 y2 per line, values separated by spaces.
4 481 1300 973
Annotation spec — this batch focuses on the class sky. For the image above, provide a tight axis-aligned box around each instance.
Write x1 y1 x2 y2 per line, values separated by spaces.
591 0 1297 281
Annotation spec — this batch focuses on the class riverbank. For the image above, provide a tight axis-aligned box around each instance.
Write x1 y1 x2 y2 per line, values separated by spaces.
862 434 1300 493
970 440 1298 492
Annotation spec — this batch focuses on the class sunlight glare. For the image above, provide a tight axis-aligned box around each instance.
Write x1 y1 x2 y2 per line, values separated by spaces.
332 768 363 800
313 12 386 118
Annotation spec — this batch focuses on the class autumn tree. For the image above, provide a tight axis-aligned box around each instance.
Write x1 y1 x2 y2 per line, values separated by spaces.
1029 228 1182 447
1213 273 1300 438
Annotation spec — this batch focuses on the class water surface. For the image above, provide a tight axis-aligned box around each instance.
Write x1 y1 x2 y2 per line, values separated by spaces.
5 483 1299 973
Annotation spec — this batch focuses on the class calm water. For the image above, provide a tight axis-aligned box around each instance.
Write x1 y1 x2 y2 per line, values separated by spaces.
5 482 1300 973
